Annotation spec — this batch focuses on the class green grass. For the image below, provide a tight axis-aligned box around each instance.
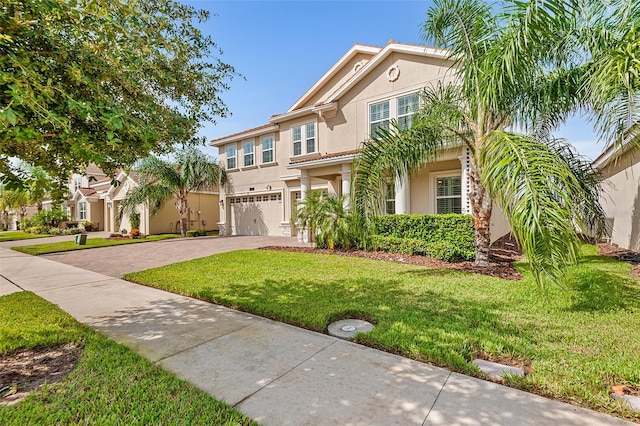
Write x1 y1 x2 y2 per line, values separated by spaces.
125 245 640 421
0 231 52 242
0 291 256 425
12 234 180 255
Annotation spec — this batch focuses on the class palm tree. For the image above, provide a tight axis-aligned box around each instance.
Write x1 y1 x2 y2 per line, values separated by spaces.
294 191 353 248
118 147 227 238
352 0 620 290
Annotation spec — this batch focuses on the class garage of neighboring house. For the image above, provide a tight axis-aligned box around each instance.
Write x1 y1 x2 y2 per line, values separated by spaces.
228 192 283 236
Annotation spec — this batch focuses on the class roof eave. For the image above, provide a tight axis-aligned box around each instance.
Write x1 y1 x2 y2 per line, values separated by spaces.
210 124 279 147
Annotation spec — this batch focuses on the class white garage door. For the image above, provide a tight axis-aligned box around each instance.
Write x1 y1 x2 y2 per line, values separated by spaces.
229 193 283 236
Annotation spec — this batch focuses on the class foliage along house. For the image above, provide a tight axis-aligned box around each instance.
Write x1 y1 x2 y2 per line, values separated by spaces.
592 140 640 251
211 41 510 239
63 164 220 235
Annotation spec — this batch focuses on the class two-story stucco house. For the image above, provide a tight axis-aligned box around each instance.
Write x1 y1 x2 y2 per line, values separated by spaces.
211 41 510 239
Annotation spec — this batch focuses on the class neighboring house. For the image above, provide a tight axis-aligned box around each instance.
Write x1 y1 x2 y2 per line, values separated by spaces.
64 165 220 235
593 141 640 251
211 41 510 239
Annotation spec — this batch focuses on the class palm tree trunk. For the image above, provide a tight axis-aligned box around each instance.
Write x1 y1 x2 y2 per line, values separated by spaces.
37 201 43 212
468 169 492 267
176 193 189 238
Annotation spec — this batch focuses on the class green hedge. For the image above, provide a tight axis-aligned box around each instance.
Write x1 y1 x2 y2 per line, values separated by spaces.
186 230 205 237
371 214 475 261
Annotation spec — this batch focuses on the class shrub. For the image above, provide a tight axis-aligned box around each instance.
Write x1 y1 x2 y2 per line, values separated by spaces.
370 235 430 256
62 228 82 235
20 218 34 231
130 228 141 238
130 212 141 230
109 233 122 238
186 230 204 237
372 214 475 258
32 208 68 228
82 220 94 232
28 225 49 234
49 227 61 235
370 235 474 262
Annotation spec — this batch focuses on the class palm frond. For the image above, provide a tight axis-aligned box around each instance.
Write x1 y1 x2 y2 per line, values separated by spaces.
481 130 604 292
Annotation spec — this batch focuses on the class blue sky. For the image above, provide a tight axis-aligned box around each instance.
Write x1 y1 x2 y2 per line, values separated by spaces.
188 0 603 161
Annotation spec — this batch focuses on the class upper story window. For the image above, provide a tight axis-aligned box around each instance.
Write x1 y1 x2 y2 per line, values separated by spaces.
397 93 419 130
436 175 462 214
370 101 390 134
73 177 82 191
292 123 316 156
243 140 254 167
262 136 274 164
79 201 87 220
369 92 419 135
226 145 236 169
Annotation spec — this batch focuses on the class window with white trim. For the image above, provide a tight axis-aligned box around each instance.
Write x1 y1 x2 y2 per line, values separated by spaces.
397 93 419 130
262 136 274 163
73 177 82 191
226 145 236 169
243 140 254 167
436 176 462 214
369 92 419 135
370 101 389 134
291 123 316 156
79 202 87 220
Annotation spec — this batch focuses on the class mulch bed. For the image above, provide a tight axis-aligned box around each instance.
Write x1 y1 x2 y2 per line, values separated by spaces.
262 234 524 280
0 343 83 406
598 243 640 279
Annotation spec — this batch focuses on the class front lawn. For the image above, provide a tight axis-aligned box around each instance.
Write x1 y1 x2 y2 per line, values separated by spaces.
0 231 52 242
125 246 640 421
12 234 180 255
0 291 256 425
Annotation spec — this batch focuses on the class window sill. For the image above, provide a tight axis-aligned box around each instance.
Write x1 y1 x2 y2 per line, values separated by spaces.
241 165 258 171
226 168 239 173
260 162 278 168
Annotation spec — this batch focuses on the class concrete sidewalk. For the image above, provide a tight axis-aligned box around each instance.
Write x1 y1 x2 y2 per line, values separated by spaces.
0 246 633 425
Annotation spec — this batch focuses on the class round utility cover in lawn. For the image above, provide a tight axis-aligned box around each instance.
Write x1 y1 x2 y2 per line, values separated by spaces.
328 319 374 340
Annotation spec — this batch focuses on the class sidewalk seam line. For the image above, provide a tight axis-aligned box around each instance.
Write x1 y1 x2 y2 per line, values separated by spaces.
32 278 118 293
232 340 338 408
0 274 26 291
423 371 451 425
153 321 256 364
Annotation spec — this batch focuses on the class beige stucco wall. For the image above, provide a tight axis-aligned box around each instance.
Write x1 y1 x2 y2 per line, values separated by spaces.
148 192 219 235
599 148 640 251
89 200 103 230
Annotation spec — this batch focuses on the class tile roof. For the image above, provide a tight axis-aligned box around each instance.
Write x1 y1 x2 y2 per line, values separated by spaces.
78 187 97 197
289 149 360 165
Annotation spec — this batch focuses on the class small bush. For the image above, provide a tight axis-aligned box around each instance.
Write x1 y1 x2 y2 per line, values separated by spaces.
82 220 94 232
49 227 61 235
186 230 204 237
33 208 68 228
28 225 48 234
109 233 122 238
62 228 82 235
130 228 141 238
20 218 34 231
130 212 141 230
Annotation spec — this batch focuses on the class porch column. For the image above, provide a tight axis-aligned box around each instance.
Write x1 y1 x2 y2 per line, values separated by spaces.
394 175 410 214
103 200 109 233
298 171 311 243
300 171 310 201
109 201 116 233
458 147 472 214
340 163 351 209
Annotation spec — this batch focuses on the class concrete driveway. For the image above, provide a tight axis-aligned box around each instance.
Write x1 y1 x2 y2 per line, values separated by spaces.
38 235 309 277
